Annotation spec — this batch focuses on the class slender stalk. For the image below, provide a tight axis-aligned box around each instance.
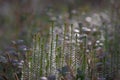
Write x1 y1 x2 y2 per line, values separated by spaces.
50 21 54 74
70 24 73 66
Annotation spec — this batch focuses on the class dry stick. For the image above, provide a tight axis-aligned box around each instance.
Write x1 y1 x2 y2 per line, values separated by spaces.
65 55 75 80
6 53 11 63
0 74 8 80
14 73 19 80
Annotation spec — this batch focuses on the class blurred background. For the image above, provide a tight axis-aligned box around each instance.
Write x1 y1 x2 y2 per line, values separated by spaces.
0 0 119 48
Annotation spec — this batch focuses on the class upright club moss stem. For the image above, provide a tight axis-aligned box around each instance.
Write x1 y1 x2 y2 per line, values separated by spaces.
40 39 44 76
75 34 78 73
50 21 54 74
70 24 73 66
55 34 58 70
103 24 108 77
61 23 66 67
